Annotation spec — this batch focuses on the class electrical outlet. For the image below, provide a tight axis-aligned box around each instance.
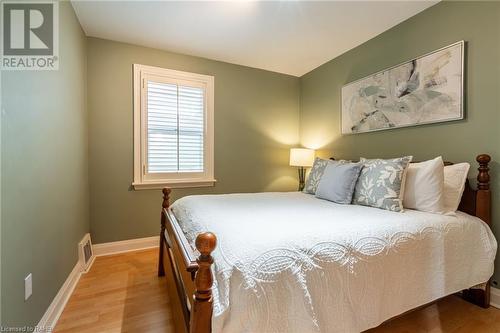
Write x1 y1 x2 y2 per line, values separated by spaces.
24 273 32 301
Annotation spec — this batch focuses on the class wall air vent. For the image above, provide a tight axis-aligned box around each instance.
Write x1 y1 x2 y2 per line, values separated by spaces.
79 233 95 273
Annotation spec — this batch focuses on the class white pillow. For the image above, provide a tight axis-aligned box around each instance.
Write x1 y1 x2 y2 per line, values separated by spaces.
403 156 445 213
443 162 470 213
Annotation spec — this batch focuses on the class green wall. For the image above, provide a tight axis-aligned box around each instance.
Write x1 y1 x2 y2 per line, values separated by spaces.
2 1 499 327
300 1 500 286
1 2 89 327
87 38 300 243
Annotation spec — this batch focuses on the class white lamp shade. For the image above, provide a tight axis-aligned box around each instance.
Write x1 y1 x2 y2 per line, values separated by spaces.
289 148 315 167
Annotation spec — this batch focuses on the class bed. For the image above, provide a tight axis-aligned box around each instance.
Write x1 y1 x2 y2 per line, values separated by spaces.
158 154 497 333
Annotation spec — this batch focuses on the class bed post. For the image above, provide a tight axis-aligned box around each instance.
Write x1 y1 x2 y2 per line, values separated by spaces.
158 187 171 277
190 232 217 333
475 154 491 226
463 154 491 308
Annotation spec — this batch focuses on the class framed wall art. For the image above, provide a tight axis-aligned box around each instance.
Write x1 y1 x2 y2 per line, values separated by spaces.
341 41 464 134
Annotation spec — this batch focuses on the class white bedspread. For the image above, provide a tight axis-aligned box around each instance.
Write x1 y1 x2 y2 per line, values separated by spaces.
171 192 497 333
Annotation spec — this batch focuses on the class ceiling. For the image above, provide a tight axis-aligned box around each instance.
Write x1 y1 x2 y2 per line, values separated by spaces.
72 1 438 77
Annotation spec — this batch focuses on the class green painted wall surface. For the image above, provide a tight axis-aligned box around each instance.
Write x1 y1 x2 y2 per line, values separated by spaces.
1 2 89 326
300 1 500 285
2 2 498 326
87 38 300 244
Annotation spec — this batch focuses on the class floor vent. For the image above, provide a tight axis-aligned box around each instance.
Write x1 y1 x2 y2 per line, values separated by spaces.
79 233 95 273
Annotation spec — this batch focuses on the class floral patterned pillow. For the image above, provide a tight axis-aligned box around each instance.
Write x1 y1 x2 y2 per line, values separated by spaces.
303 158 329 194
352 156 413 212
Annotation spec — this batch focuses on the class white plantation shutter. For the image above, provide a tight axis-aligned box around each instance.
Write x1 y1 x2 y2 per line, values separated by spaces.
133 64 214 189
178 86 204 172
147 82 178 172
146 82 204 173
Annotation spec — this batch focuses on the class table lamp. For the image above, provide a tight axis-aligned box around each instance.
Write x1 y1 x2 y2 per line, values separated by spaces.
289 148 315 191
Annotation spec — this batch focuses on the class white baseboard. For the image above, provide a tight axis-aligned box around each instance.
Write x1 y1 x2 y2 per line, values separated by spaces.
491 286 500 309
36 261 83 331
93 236 159 257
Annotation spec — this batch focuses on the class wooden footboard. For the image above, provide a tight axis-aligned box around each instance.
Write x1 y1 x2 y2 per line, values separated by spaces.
158 188 215 333
157 154 493 332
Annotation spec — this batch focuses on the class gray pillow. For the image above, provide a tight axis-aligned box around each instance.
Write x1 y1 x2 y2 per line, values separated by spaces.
304 157 350 194
352 156 412 212
315 161 362 204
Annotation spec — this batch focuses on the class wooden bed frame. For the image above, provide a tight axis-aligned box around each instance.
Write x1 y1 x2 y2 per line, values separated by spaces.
158 154 492 333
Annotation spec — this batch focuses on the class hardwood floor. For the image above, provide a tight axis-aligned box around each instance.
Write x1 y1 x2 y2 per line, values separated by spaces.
368 296 500 333
55 249 500 333
54 249 173 333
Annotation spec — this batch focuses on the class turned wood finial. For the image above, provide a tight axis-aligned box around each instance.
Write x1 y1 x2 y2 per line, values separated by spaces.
194 232 217 301
476 154 491 190
190 232 217 333
162 188 172 209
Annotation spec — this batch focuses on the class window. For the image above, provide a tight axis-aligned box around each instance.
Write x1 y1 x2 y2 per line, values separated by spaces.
133 64 215 189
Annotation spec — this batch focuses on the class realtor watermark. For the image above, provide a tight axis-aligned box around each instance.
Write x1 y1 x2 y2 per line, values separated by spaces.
0 326 52 332
1 1 59 70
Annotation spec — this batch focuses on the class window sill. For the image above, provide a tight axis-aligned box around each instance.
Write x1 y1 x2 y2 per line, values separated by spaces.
132 179 217 190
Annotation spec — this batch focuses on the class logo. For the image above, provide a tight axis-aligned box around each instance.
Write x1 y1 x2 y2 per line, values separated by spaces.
1 1 59 70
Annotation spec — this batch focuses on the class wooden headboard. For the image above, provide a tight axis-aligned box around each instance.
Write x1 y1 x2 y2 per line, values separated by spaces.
457 154 491 226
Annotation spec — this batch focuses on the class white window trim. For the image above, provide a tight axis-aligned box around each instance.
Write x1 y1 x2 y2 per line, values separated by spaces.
132 64 215 190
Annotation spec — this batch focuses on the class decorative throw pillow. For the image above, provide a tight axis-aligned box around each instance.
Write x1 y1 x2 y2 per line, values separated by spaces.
353 156 413 212
315 161 363 204
303 158 350 194
403 156 445 214
443 163 470 213
303 157 329 194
